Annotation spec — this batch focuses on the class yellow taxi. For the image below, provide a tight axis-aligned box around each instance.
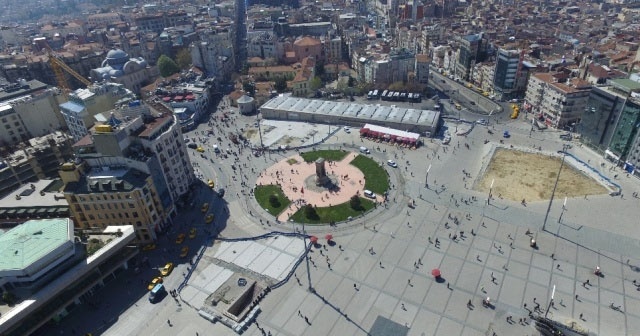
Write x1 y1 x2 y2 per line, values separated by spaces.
189 228 197 239
142 243 156 251
175 233 186 244
208 179 214 188
201 203 209 213
454 102 462 110
147 276 163 290
180 246 189 258
160 262 174 276
196 146 205 153
205 214 214 224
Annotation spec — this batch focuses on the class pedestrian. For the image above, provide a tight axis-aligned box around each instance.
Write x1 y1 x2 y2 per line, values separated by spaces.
167 319 171 325
575 294 579 300
579 313 583 320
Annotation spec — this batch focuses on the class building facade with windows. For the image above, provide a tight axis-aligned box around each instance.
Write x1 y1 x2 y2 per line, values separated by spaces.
525 72 591 129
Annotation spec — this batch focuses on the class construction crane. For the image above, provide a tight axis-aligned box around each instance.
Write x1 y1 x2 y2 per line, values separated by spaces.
34 38 91 95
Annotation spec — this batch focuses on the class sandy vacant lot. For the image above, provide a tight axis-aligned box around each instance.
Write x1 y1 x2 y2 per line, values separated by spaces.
476 149 607 202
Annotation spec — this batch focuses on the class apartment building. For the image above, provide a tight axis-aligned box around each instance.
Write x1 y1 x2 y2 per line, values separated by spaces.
493 48 527 101
0 132 73 198
190 27 235 80
60 162 164 243
580 79 640 169
415 54 430 85
524 72 591 129
71 106 195 213
455 33 488 80
59 82 135 141
0 80 64 146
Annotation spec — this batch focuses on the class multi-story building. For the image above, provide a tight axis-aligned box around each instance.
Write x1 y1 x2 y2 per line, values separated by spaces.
0 79 64 146
0 179 69 225
247 32 278 60
70 106 195 216
580 79 640 169
291 57 316 97
132 10 189 33
322 35 342 64
415 54 430 85
0 131 73 198
493 48 527 101
190 27 235 80
59 82 135 141
471 62 495 92
455 33 488 80
60 162 165 243
86 13 124 28
39 21 85 39
0 219 136 336
525 72 592 129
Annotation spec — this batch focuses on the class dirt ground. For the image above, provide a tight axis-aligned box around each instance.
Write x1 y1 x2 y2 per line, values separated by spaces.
475 148 608 202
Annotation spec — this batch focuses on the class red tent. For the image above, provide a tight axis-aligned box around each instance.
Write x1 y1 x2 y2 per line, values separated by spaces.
309 236 318 244
325 234 333 241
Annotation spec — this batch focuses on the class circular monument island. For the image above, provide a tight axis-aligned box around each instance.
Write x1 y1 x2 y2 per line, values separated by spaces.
254 149 389 224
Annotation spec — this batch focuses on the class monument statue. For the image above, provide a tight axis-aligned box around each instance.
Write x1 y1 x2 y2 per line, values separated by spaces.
315 157 330 186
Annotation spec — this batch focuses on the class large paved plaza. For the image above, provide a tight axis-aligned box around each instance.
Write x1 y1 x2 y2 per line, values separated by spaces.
43 99 640 336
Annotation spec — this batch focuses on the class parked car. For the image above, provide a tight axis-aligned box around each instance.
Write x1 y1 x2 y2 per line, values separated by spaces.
205 214 214 224
142 244 156 251
180 246 189 258
175 233 186 244
147 277 163 290
189 228 197 239
160 262 174 276
201 203 209 213
217 188 225 197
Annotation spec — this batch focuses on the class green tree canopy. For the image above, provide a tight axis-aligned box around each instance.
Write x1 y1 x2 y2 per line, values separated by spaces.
349 195 362 210
158 54 180 77
303 204 319 220
175 48 192 70
310 76 322 91
274 76 287 92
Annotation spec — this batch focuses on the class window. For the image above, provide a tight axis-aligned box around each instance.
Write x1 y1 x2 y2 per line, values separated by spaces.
83 204 90 210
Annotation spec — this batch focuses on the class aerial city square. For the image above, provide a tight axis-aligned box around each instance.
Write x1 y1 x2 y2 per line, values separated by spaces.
1 0 640 335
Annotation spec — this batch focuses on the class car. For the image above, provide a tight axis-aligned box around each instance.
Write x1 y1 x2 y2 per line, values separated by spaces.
180 246 189 258
142 243 156 251
189 228 197 239
364 190 376 199
187 143 198 149
201 203 209 213
175 233 186 244
470 101 476 105
217 188 225 197
147 276 163 290
196 146 205 153
344 126 351 133
205 214 214 224
454 103 462 110
160 262 174 276
387 160 398 168
207 179 214 188
476 119 488 125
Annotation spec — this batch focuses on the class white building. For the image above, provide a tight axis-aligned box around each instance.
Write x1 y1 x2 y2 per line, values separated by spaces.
190 27 235 81
59 82 135 141
525 72 592 129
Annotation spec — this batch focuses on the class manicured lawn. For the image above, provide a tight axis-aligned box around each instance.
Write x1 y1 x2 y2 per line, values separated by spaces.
350 155 389 194
254 185 291 216
290 197 376 224
299 149 348 163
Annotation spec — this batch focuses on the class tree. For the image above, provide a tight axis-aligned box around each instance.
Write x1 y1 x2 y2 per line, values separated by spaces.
348 76 356 87
269 194 280 208
314 61 326 77
175 48 192 70
303 204 319 220
310 76 322 91
350 195 362 210
274 76 287 92
2 291 16 305
243 82 256 96
157 55 180 77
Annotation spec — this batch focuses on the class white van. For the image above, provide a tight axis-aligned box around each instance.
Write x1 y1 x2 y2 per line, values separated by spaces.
359 146 370 154
364 190 376 199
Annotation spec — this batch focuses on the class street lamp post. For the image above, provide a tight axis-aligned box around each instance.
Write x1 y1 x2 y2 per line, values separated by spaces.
545 285 556 318
488 179 495 205
425 164 432 188
557 197 567 223
543 145 570 231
